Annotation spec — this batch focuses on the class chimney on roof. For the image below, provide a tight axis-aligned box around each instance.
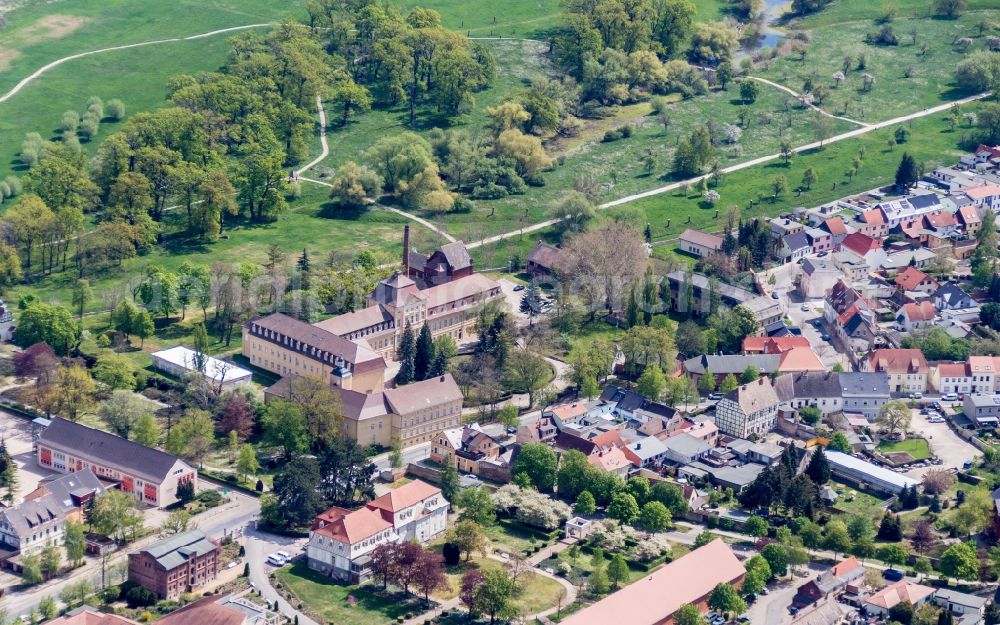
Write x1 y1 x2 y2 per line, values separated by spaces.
403 225 411 275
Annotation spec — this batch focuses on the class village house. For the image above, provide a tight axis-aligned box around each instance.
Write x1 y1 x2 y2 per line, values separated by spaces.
863 349 929 394
960 183 1000 212
37 418 196 508
799 257 841 299
793 557 865 608
832 252 870 284
715 378 780 438
894 266 937 297
876 193 945 228
957 204 982 236
660 433 713 466
839 372 891 419
804 226 833 254
968 355 1000 393
855 208 888 239
864 581 935 617
770 217 805 239
773 371 843 415
825 280 878 353
677 229 724 258
880 248 938 272
128 530 221 599
934 283 981 323
839 232 887 269
780 231 811 263
25 469 105 522
822 216 851 247
963 394 1000 429
430 423 508 477
742 336 810 354
526 241 562 279
896 301 936 332
931 362 973 395
623 436 669 468
306 480 448 582
0 495 65 559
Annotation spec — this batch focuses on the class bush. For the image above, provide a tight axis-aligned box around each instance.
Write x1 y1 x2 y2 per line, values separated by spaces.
197 489 224 506
125 586 157 608
602 129 623 142
621 125 633 138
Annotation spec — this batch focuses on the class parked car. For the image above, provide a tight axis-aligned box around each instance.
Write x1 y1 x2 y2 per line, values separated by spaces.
812 319 822 327
801 304 810 311
771 292 780 300
909 392 923 399
817 251 829 257
883 568 904 582
513 284 526 291
266 554 285 567
821 333 830 341
942 392 959 401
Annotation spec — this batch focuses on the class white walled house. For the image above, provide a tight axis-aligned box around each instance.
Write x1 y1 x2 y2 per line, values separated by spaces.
0 494 66 558
306 480 448 582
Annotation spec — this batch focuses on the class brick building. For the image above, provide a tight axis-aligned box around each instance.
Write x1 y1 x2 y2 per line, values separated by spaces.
128 530 221 599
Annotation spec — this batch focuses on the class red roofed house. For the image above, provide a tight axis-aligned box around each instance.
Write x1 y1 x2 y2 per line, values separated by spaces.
743 336 811 354
968 356 1000 393
896 301 936 332
793 556 865 608
306 479 448 582
963 184 1000 212
777 347 827 374
856 209 888 240
560 539 745 625
864 581 935 617
894 266 937 295
678 229 724 259
839 232 886 268
863 349 929 394
822 217 850 247
958 205 981 236
931 362 972 395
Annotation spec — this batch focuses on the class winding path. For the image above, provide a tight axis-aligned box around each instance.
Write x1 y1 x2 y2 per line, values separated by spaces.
0 23 271 104
747 75 870 127
297 95 329 175
466 89 993 250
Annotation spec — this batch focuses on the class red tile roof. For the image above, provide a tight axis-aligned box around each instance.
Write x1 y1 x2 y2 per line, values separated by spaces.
678 228 724 250
860 208 886 226
900 301 936 322
777 347 826 373
841 232 880 256
895 266 932 291
965 183 1000 200
823 217 847 235
743 336 811 354
865 580 934 610
868 349 929 374
958 205 981 225
936 362 969 377
368 479 442 514
830 556 862 578
311 506 392 544
560 540 745 625
924 211 957 229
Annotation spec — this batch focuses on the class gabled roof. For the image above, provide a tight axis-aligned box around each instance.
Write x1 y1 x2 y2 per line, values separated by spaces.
588 446 631 472
923 211 958 229
247 313 384 371
30 469 105 513
865 580 934 610
527 241 562 270
313 305 393 336
158 596 253 625
723 377 780 415
934 283 974 307
838 371 890 397
860 208 886 226
0 493 64 537
367 479 442 514
900 301 936 323
778 347 826 373
841 232 880 256
45 608 141 625
311 505 392 544
958 205 981 225
895 266 932 291
435 241 473 271
964 183 1000 200
560 540 744 625
743 336 811 354
969 355 1000 374
138 530 218 571
823 217 848 235
39 418 190 484
338 388 390 422
683 354 781 375
383 374 462 416
661 432 712 458
782 231 811 252
678 228 723 250
936 362 970 378
867 349 929 375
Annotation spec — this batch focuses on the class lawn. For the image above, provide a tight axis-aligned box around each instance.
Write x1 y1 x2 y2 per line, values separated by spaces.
828 480 890 520
434 556 567 615
276 563 429 625
9 183 424 313
761 0 1000 122
484 519 553 555
877 438 931 461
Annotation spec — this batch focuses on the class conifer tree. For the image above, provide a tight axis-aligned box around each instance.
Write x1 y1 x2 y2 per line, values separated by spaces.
396 322 416 385
414 324 434 381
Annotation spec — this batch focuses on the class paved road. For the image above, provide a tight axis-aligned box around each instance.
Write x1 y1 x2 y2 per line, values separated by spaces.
0 24 271 104
465 90 993 251
245 530 318 625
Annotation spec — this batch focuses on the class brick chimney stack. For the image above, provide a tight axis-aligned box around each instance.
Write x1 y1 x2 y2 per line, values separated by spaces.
403 225 410 276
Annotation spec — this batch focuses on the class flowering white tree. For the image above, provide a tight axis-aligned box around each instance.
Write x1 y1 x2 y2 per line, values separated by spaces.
831 71 845 87
704 190 720 205
862 73 876 92
724 124 742 144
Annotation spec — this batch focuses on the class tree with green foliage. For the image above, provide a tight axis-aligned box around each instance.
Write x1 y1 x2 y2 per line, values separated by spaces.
637 364 666 400
503 350 550 408
447 519 489 562
588 558 609 596
440 456 460 503
236 444 260 483
513 443 557 491
608 492 641 524
799 405 821 425
719 373 740 394
575 490 596 515
823 520 852 558
396 322 416 385
414 324 435 381
133 413 159 447
13 301 78 355
895 152 919 190
71 279 91 319
699 369 716 394
639 501 672 531
21 553 43 584
64 519 87 567
497 404 519 429
675 604 706 625
473 568 519 624
805 447 830 484
93 354 137 391
828 432 852 453
709 583 746 617
607 554 630 589
741 365 760 383
261 399 310 460
940 542 979 579
458 486 496 526
98 389 151 438
761 543 788 578
744 515 769 538
740 80 760 104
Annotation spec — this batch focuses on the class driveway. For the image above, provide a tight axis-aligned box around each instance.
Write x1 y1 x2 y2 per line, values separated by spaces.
745 565 825 625
903 409 980 478
245 530 317 625
0 408 52 500
779 291 848 370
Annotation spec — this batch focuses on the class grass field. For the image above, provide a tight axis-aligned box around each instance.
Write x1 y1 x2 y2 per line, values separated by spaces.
433 555 566 614
276 563 427 625
877 438 932 460
8 183 426 312
762 1 1000 122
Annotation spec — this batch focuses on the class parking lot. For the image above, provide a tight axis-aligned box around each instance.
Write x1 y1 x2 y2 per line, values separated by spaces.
0 408 52 500
779 291 849 371
903 408 981 478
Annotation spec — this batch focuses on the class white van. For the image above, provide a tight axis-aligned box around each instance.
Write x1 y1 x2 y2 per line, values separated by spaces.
266 554 285 567
941 392 959 401
276 550 293 562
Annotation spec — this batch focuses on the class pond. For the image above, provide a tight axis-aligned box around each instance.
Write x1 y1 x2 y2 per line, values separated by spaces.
738 0 790 55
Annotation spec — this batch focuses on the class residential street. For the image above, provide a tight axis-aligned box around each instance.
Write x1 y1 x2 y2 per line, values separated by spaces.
245 530 316 625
